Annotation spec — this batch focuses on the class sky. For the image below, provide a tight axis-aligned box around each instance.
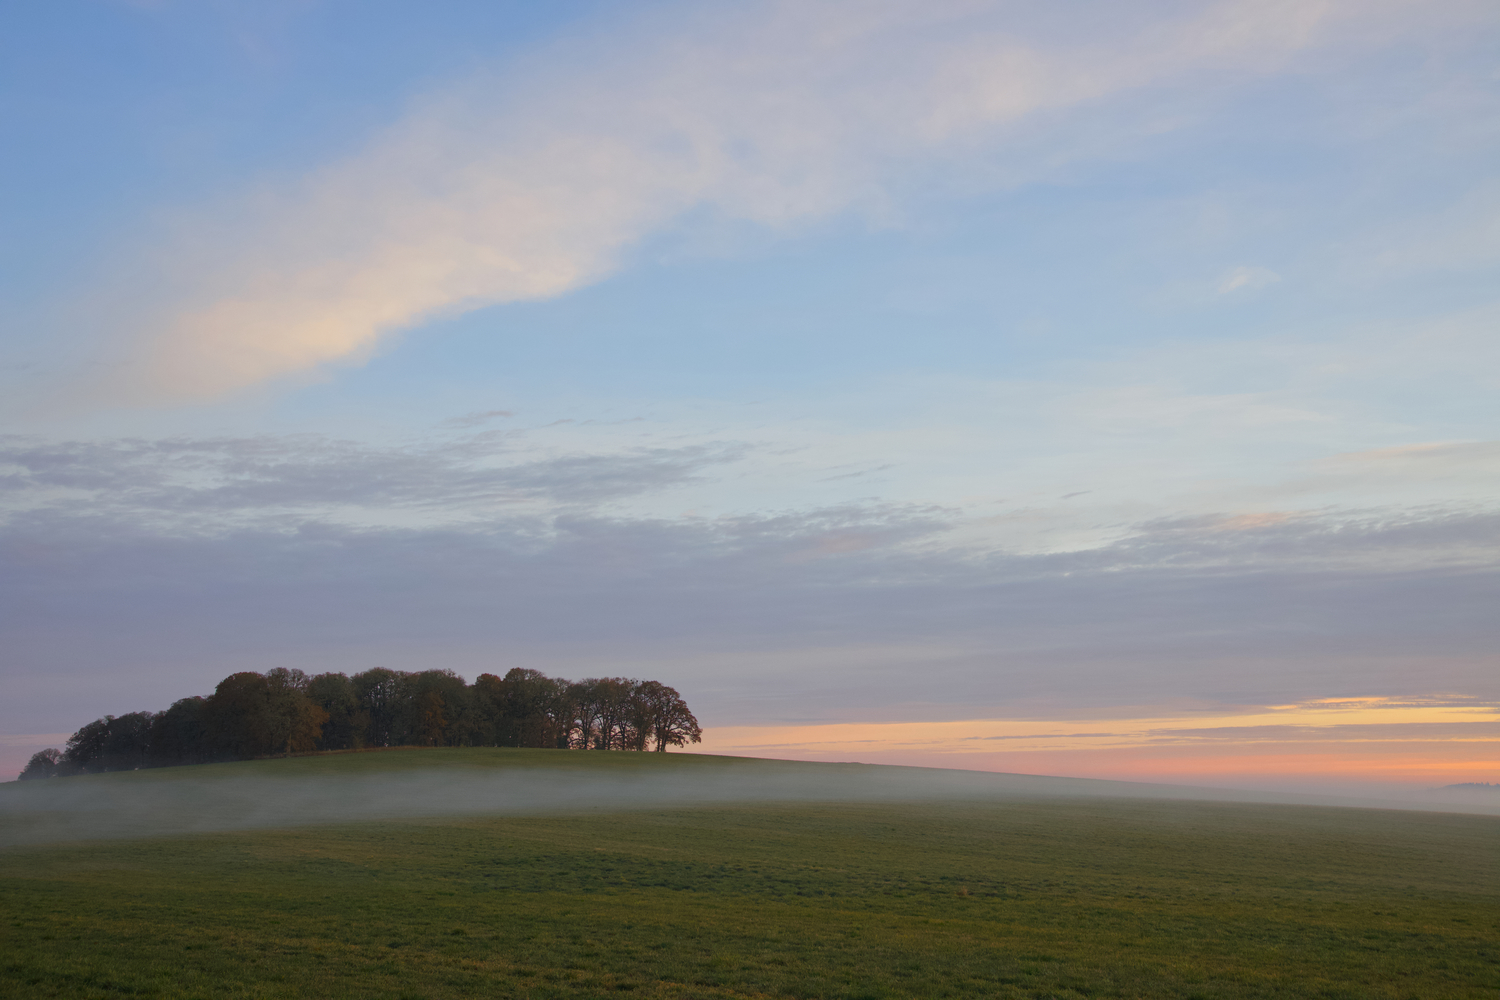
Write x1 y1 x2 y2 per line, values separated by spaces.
1 0 1497 791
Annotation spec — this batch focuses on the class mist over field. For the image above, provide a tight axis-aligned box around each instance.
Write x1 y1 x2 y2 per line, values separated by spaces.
4 752 1496 848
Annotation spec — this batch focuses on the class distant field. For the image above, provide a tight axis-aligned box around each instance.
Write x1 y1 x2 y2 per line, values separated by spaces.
2 750 1498 999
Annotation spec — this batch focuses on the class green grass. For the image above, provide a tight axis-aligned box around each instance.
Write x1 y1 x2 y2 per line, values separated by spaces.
2 750 1498 999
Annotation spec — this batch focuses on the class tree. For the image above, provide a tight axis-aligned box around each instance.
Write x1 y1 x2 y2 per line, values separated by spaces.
51 711 164 774
470 673 506 746
593 678 636 750
307 673 364 750
404 670 469 746
149 697 209 766
639 682 702 752
624 682 657 752
264 668 327 755
19 748 64 780
414 689 446 745
203 672 275 759
202 670 327 760
353 668 404 747
491 668 567 748
63 717 112 773
99 711 158 771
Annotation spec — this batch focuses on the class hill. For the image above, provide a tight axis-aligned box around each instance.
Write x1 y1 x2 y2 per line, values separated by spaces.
2 749 1498 999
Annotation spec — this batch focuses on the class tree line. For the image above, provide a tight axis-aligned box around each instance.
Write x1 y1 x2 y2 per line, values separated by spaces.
18 667 702 779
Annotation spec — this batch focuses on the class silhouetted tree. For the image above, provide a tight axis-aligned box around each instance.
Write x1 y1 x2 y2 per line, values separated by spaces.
149 697 209 766
623 682 657 752
62 717 113 773
51 711 163 773
566 680 600 749
639 681 702 751
595 678 638 750
19 748 64 780
100 711 157 771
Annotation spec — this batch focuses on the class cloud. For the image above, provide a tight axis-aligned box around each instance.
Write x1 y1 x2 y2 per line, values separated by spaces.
79 0 1437 402
12 421 1495 571
0 432 748 525
1320 440 1500 472
1120 505 1500 572
1254 441 1500 510
444 410 515 428
1217 264 1280 293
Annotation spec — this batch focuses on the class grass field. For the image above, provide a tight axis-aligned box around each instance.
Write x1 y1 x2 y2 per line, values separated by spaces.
2 750 1498 999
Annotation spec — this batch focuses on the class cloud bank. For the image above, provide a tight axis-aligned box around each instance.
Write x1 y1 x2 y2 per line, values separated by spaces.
4 427 1496 729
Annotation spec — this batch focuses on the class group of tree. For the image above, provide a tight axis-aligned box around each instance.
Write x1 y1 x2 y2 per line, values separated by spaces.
19 667 702 780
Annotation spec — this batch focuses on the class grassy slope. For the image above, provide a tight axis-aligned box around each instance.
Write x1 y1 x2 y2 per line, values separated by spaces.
2 749 1498 1000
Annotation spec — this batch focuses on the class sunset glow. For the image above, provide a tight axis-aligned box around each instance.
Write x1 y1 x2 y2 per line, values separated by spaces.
700 697 1500 787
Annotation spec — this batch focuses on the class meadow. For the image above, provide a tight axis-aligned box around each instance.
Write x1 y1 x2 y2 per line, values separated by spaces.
2 749 1498 999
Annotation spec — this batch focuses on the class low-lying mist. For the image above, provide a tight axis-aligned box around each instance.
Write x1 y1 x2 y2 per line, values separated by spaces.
3 755 1495 847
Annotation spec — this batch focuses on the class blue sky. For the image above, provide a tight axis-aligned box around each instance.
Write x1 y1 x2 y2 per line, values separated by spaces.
2 0 1497 788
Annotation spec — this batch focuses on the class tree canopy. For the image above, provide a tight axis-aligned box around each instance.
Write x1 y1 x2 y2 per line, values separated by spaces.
19 668 701 779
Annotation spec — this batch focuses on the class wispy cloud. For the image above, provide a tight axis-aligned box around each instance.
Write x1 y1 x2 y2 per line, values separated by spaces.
1217 264 1280 294
79 0 1437 402
0 432 749 526
443 410 515 428
1320 440 1500 471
